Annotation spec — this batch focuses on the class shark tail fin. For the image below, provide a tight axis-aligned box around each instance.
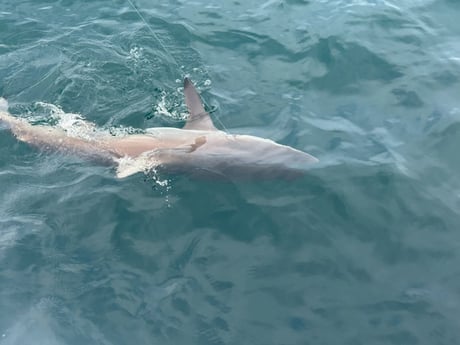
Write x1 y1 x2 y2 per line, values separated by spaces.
0 97 8 112
0 97 18 130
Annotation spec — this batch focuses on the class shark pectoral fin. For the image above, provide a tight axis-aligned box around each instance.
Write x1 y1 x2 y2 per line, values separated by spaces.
183 78 217 131
115 156 149 179
116 162 141 179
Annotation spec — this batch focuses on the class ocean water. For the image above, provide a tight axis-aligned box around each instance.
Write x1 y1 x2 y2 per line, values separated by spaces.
1 0 460 344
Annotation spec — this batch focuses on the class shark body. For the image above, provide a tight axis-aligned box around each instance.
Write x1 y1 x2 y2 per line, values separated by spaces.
0 78 317 180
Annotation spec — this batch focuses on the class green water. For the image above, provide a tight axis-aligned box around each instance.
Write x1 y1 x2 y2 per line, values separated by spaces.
1 0 460 344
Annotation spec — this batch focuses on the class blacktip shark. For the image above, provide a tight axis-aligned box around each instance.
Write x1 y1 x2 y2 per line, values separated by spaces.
0 78 317 180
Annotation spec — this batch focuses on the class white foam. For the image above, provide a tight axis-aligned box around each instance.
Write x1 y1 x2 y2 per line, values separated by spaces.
127 46 143 61
30 102 144 140
32 102 103 141
154 91 188 121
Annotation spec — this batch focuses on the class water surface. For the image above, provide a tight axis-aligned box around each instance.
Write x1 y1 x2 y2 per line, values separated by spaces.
1 0 460 344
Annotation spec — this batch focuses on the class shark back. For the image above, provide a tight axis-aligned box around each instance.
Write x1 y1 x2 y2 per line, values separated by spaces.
148 132 318 181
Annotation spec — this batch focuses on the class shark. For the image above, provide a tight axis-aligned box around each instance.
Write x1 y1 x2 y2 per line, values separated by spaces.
0 78 318 180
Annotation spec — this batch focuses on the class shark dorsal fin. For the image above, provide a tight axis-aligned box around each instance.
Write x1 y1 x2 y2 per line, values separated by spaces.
183 78 217 131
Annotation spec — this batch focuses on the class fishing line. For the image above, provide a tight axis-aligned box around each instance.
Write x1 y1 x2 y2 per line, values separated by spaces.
125 0 179 68
125 0 228 131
